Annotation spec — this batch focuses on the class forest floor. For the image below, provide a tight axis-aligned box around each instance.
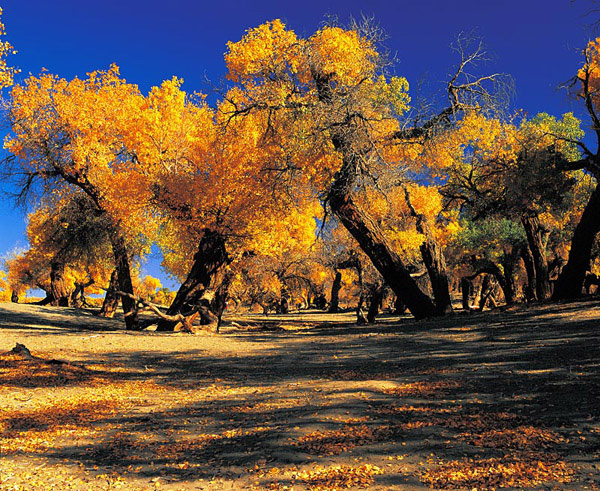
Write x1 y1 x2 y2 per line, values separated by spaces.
0 301 599 491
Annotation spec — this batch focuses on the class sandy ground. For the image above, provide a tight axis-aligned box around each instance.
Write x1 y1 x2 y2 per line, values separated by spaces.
1 301 600 490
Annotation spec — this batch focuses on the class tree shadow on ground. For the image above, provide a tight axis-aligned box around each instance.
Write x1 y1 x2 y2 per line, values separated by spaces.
1 300 600 489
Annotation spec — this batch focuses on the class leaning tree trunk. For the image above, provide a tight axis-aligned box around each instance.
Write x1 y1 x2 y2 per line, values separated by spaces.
553 184 600 300
110 234 139 330
521 213 552 301
99 268 120 318
157 229 228 331
316 75 436 320
50 260 71 307
328 270 342 313
329 171 436 320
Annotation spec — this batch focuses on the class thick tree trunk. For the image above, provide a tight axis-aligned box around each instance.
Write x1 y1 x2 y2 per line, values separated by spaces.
99 269 120 318
553 184 600 300
11 291 18 303
328 271 342 313
315 75 435 320
110 234 139 330
419 238 453 314
50 261 71 307
329 181 436 320
521 214 552 300
157 229 228 331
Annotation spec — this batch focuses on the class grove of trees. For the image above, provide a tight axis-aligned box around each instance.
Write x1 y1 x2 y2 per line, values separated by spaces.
3 14 600 330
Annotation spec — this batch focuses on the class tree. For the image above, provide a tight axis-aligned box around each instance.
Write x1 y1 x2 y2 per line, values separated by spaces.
223 20 507 319
441 112 584 301
4 67 159 329
0 6 17 89
553 38 600 299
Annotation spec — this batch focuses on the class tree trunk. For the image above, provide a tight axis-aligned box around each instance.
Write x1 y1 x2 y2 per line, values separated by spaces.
329 177 436 320
419 238 453 314
71 279 94 308
212 269 234 333
157 229 228 331
99 268 120 318
110 234 139 330
553 184 600 300
521 214 552 300
328 271 342 313
315 75 436 320
500 252 519 305
50 261 71 307
403 186 453 315
366 283 386 323
393 295 407 315
460 277 472 310
11 291 18 303
521 245 537 302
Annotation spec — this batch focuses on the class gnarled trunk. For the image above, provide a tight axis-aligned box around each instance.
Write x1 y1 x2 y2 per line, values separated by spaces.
157 229 228 331
316 75 436 320
71 278 94 308
521 214 552 300
50 261 71 307
553 184 600 300
110 234 139 330
99 268 120 317
328 270 342 313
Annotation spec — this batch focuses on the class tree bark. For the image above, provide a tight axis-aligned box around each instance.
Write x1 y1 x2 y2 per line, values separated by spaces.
157 229 228 331
11 291 18 303
110 234 139 330
99 268 120 317
50 261 71 307
521 214 552 300
328 270 342 313
553 184 600 300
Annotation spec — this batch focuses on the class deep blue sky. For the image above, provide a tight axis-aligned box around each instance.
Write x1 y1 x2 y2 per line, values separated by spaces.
0 0 596 288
